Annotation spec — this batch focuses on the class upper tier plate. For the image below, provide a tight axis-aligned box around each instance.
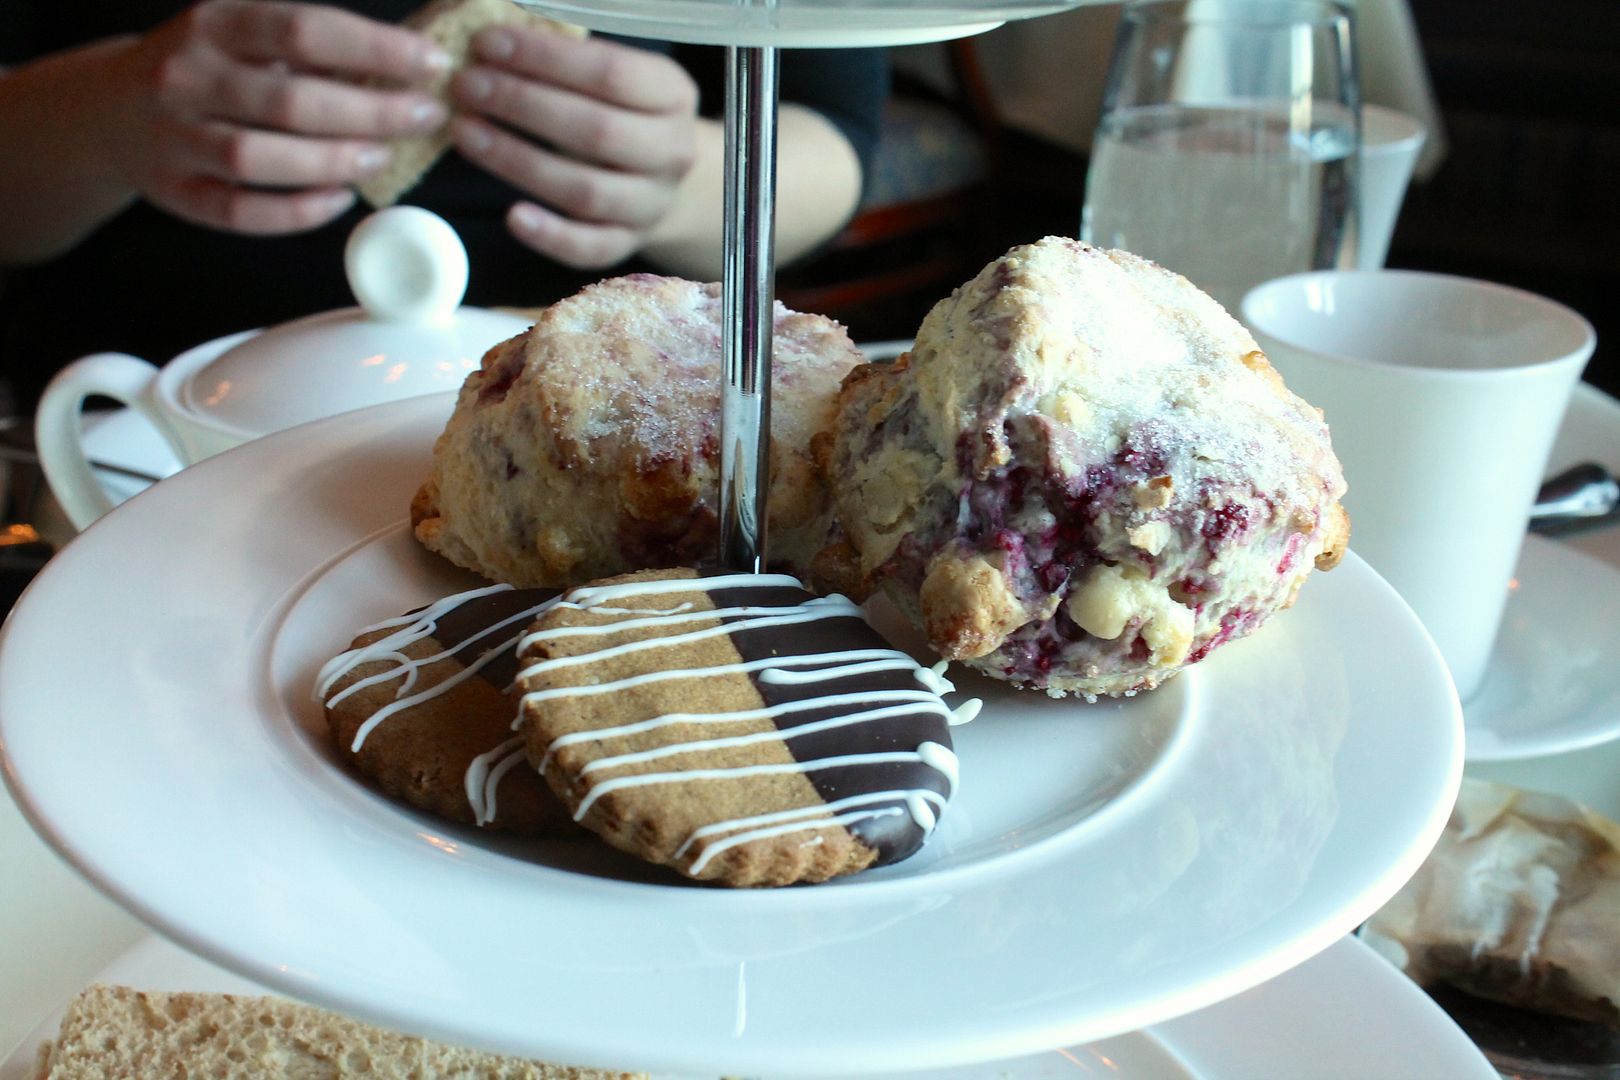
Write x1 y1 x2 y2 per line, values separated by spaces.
511 0 1085 46
0 393 1460 1076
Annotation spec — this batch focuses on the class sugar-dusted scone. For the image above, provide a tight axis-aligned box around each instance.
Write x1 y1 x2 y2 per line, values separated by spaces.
413 274 865 588
317 585 575 832
818 238 1349 698
357 0 585 208
515 568 969 887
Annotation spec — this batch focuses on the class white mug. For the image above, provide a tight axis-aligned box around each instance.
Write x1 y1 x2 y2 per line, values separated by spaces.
1358 104 1427 269
1243 270 1593 701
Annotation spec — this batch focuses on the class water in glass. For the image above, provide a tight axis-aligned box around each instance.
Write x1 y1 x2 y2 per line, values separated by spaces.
1084 102 1356 312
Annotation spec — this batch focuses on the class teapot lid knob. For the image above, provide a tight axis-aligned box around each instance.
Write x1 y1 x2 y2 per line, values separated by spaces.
344 206 469 324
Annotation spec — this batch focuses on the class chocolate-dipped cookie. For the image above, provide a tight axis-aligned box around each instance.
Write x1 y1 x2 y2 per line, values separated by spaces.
318 585 574 833
516 569 969 887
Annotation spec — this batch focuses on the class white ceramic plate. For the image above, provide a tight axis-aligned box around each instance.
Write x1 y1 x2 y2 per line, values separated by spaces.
1460 382 1620 762
0 394 1461 1077
1464 534 1620 761
0 932 1495 1080
1469 387 1620 813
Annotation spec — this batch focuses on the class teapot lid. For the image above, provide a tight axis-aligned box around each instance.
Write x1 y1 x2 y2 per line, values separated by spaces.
177 207 532 435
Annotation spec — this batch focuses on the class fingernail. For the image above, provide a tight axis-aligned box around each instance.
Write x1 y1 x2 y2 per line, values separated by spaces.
356 146 390 173
511 202 544 232
459 70 494 101
322 189 357 215
454 119 492 153
410 99 448 128
478 29 515 62
422 46 453 73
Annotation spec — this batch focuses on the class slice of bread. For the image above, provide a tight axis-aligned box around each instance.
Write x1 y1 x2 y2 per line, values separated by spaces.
34 984 642 1079
357 0 586 208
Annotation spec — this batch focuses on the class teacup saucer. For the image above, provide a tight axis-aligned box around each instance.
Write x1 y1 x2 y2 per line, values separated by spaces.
1464 533 1620 762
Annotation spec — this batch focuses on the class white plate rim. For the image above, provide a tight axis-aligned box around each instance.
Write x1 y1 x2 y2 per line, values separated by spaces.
0 394 1463 1076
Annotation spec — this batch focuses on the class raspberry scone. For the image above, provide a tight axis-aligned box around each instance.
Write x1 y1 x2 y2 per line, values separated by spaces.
817 238 1349 698
413 274 864 587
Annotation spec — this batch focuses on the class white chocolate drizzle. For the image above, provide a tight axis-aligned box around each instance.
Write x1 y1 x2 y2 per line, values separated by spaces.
514 596 864 676
541 689 949 772
576 702 954 777
465 736 529 827
519 650 918 710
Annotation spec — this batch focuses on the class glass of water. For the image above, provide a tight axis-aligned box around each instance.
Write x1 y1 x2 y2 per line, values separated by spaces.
1080 0 1360 313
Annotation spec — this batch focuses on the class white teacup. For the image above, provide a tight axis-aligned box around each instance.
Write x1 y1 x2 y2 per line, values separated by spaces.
1358 104 1427 269
1243 270 1594 701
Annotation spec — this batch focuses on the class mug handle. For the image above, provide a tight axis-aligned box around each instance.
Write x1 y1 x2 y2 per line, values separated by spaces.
34 353 188 531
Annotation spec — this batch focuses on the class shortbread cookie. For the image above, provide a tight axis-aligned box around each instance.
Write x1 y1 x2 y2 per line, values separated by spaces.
818 238 1349 698
318 585 573 832
357 0 586 208
516 569 970 887
412 274 864 588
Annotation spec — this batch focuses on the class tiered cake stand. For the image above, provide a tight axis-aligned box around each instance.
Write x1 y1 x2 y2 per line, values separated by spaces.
0 3 1467 1077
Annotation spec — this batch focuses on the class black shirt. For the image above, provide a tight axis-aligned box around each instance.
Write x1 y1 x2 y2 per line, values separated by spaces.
0 2 887 411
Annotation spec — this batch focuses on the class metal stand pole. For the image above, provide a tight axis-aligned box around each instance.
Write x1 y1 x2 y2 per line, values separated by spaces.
718 45 779 574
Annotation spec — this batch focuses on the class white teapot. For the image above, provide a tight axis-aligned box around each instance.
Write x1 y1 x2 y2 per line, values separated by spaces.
35 206 531 530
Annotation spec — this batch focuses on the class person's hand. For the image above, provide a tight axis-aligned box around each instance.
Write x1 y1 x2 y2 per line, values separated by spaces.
448 30 700 270
107 0 451 234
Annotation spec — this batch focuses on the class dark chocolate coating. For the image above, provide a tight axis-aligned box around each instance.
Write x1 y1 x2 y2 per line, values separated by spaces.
708 582 955 865
423 587 560 688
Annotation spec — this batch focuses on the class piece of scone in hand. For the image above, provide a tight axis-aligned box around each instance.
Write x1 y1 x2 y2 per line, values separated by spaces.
818 237 1349 699
414 274 865 587
358 0 586 208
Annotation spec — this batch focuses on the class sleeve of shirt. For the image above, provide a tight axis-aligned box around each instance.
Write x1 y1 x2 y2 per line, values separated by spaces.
673 45 890 197
778 49 890 187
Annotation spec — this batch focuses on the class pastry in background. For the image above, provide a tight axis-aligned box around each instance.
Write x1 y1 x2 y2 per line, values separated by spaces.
357 0 586 208
34 984 641 1079
1364 777 1620 1028
517 568 967 887
414 274 864 588
817 237 1349 698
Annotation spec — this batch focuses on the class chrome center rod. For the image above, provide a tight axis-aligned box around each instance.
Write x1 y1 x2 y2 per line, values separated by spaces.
718 45 779 573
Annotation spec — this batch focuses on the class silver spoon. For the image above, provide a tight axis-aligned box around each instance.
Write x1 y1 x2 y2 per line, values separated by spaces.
1530 463 1620 536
